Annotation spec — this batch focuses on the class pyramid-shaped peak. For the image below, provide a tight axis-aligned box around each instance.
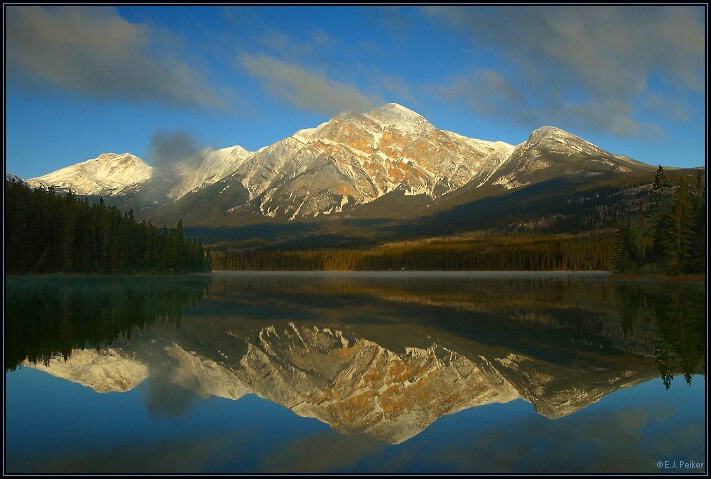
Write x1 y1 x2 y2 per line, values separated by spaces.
528 125 590 143
365 103 427 123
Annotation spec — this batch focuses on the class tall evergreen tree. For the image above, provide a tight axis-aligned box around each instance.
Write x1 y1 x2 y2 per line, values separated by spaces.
645 165 672 265
663 176 696 274
613 217 639 273
688 172 707 274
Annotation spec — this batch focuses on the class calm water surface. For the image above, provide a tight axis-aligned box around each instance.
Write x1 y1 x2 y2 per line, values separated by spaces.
4 272 706 474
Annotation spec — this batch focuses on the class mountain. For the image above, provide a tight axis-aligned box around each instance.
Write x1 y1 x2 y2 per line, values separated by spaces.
489 125 649 189
142 103 517 225
136 145 252 203
15 103 671 243
25 146 252 203
27 152 152 196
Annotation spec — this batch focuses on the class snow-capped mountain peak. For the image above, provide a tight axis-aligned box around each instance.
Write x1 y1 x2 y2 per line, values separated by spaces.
216 102 516 221
529 125 566 139
526 125 603 155
364 103 433 135
23 144 253 201
365 102 426 123
27 153 152 196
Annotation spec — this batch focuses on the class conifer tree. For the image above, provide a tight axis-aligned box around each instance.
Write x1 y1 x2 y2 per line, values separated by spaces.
663 177 696 274
645 165 672 265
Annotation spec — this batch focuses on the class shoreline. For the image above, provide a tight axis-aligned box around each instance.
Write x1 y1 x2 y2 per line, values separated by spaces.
611 273 706 282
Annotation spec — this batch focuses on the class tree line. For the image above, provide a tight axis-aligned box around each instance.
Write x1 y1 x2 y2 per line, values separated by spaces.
210 231 616 271
5 180 212 274
613 166 706 275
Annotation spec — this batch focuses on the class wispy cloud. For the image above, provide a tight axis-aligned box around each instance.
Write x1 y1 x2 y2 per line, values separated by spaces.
437 73 661 139
254 28 337 61
238 53 385 115
438 70 523 117
5 6 229 111
424 5 704 138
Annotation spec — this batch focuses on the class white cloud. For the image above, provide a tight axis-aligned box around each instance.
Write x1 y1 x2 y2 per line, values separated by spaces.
5 6 229 111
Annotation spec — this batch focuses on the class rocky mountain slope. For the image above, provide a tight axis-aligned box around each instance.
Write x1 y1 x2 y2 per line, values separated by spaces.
15 103 657 233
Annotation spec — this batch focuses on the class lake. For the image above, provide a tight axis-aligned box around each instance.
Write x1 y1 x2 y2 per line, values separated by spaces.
4 271 706 474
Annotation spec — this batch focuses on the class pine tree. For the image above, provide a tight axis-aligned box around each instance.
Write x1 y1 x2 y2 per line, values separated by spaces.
613 217 638 273
645 165 672 266
687 170 707 274
663 176 696 274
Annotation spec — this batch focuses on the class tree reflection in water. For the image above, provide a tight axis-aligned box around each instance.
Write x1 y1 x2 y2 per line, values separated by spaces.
4 275 208 371
614 281 705 389
4 272 705 474
5 273 705 395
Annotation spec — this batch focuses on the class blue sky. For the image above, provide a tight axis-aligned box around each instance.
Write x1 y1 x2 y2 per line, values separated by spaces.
4 5 707 180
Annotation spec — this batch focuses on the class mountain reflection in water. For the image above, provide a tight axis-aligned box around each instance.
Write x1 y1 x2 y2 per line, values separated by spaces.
5 272 706 444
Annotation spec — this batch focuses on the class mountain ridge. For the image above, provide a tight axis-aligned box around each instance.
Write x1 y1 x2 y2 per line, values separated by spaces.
9 103 674 243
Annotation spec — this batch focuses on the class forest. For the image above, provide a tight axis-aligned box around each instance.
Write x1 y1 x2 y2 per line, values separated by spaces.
5 165 704 275
4 180 211 274
209 231 616 271
613 166 706 275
